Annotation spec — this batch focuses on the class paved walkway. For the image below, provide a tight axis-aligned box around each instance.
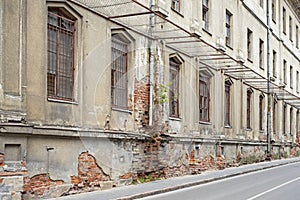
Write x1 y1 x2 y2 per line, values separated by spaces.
52 157 300 200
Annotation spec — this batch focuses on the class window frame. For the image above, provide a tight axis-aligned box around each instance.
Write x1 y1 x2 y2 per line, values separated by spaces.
283 7 286 34
47 9 76 102
272 50 277 78
272 0 276 22
199 73 211 122
224 79 232 127
169 58 181 118
259 95 264 131
171 0 181 13
290 65 293 89
111 35 129 109
290 107 293 136
283 104 287 135
283 59 287 84
273 99 277 134
246 89 252 129
247 29 253 61
259 39 264 70
225 10 232 47
289 16 293 41
202 0 209 31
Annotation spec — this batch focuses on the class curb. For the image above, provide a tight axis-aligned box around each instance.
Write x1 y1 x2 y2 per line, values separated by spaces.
116 159 300 200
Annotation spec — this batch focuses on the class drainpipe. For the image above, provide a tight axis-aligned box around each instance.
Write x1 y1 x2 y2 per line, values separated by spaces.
148 0 155 126
266 0 271 157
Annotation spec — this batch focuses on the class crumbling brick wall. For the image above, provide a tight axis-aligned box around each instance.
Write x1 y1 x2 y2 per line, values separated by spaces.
68 152 111 195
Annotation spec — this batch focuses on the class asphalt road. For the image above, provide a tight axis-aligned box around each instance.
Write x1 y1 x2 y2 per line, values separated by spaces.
139 162 300 200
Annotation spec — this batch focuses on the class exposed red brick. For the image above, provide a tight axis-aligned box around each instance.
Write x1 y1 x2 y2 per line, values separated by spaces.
22 173 64 198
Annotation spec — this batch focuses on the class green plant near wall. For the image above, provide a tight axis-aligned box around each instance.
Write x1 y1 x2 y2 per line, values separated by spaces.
159 83 172 104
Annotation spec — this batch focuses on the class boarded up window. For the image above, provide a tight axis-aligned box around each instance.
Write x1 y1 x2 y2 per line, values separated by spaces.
5 144 21 161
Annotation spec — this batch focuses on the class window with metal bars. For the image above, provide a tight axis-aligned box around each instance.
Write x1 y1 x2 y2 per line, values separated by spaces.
246 89 252 129
171 0 180 13
111 36 128 109
169 58 180 118
199 74 210 122
224 80 231 126
259 95 264 131
47 9 75 101
202 0 209 30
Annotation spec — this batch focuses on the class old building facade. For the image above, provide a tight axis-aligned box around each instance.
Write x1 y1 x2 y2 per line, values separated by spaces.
1 0 300 198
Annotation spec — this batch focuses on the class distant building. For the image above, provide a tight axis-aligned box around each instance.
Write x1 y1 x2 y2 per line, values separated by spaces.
1 0 300 198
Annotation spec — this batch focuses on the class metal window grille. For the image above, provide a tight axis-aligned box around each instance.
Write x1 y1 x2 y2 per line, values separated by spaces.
246 90 251 129
111 37 128 109
169 59 180 118
259 39 264 69
224 81 231 126
225 11 232 47
259 95 264 131
202 0 209 30
47 11 75 101
199 75 210 122
171 0 180 12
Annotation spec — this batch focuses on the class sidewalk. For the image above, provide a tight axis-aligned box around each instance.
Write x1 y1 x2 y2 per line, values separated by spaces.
52 157 300 200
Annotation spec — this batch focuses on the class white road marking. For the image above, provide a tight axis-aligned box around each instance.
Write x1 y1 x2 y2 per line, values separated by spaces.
246 176 300 200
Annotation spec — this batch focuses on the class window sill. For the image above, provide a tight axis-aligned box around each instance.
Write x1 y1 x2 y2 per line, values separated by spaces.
169 116 181 121
226 44 233 50
224 125 232 129
246 128 252 131
171 8 184 17
259 66 265 70
199 121 212 125
247 58 253 63
202 28 212 36
112 107 132 114
47 97 78 105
